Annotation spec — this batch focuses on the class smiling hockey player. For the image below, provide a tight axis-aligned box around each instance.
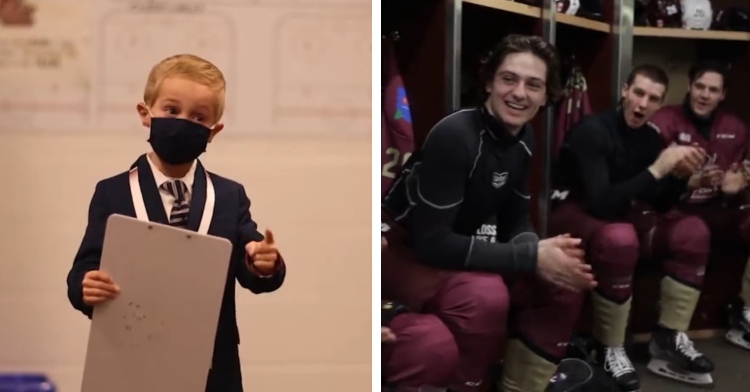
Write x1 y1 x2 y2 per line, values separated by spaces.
650 60 750 358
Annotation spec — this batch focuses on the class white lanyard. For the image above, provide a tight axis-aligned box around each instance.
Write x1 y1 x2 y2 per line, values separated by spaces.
128 168 215 235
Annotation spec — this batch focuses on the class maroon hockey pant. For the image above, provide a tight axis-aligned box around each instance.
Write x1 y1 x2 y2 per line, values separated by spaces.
548 202 710 303
381 236 584 391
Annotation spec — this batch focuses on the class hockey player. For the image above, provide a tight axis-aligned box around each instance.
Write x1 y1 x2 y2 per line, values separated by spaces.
382 34 596 392
548 64 712 391
649 60 750 355
380 36 461 391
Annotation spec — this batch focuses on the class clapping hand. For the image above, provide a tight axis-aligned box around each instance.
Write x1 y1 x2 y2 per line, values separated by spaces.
722 163 748 195
668 145 706 179
536 235 596 292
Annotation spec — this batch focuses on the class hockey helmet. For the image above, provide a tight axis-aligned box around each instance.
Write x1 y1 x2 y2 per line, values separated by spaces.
682 0 713 30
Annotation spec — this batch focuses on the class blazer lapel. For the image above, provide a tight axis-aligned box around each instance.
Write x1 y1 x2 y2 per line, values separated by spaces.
133 154 170 225
185 161 207 232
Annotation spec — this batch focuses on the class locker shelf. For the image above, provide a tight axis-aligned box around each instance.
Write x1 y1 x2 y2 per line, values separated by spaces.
634 27 750 41
463 0 541 18
464 0 609 33
557 13 609 33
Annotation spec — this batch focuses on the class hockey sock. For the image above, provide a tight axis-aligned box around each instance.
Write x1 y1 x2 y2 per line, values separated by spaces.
592 291 631 346
501 339 558 392
658 276 700 331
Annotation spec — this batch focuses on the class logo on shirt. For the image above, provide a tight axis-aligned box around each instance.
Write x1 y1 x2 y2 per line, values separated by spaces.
394 87 412 124
716 133 735 139
678 132 692 143
551 189 570 201
492 172 508 189
473 224 497 243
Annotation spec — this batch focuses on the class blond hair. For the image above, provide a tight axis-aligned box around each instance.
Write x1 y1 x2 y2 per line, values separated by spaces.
143 54 226 119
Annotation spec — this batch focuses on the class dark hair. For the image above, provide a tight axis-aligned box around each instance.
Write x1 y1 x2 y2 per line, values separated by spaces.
688 59 729 88
625 64 670 91
479 34 563 102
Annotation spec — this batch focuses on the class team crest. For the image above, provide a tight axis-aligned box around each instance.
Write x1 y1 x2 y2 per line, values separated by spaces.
492 172 508 188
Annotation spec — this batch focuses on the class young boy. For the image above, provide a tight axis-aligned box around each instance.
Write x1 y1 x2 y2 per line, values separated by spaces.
66 54 286 392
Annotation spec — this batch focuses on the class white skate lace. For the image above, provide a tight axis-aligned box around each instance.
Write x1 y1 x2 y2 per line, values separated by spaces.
675 332 702 360
604 345 635 378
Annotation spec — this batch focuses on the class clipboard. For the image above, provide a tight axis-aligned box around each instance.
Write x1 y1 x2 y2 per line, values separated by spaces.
81 214 232 392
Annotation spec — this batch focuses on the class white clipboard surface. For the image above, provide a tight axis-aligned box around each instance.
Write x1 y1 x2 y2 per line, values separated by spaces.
81 214 232 392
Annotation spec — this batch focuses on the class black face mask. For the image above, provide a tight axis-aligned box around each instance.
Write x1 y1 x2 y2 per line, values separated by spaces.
148 117 211 165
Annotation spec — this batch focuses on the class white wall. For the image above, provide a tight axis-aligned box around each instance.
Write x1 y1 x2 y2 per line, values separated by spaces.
0 0 372 390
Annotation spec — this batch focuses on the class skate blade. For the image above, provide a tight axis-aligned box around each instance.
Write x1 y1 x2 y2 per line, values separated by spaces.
725 329 750 351
646 359 713 389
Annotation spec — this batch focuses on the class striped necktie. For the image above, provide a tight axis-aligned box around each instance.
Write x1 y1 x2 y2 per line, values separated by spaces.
160 180 190 228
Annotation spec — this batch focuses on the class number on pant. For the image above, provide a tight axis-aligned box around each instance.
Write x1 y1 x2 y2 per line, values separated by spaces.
381 147 412 179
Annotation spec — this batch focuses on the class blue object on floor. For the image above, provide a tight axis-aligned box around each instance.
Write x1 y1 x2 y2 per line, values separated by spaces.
0 373 55 392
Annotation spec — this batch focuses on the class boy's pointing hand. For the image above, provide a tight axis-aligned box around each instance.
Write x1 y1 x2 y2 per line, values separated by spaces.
245 229 279 275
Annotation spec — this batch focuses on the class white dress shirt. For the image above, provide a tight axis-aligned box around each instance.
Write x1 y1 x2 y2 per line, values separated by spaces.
146 153 197 218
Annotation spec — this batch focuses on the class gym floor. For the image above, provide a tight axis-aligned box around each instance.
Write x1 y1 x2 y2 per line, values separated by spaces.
632 337 750 391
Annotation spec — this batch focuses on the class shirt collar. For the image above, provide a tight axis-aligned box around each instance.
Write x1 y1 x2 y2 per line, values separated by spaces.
681 94 715 126
615 107 648 133
146 153 197 192
478 104 528 143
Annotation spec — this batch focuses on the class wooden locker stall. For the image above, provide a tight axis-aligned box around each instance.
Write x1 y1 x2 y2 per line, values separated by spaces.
459 1 542 110
384 0 620 343
552 3 615 114
457 0 619 230
538 1 618 235
459 0 547 228
381 0 750 362
381 0 621 230
382 0 450 147
544 0 619 338
627 0 750 336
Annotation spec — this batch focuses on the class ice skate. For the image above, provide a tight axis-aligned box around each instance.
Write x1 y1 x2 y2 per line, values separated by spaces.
725 299 750 351
594 342 640 392
647 325 714 388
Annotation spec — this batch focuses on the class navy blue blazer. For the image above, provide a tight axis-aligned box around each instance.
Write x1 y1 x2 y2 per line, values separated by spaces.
66 154 285 390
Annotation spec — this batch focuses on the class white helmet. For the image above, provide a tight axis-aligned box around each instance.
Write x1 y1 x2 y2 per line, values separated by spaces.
556 0 581 15
681 0 713 30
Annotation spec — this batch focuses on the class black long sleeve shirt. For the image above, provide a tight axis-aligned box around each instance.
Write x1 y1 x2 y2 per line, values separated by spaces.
554 108 688 220
382 106 538 273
